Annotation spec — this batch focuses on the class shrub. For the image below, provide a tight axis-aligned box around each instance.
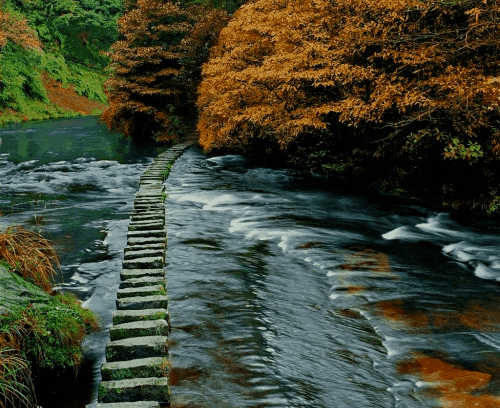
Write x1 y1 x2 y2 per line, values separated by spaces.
197 0 500 213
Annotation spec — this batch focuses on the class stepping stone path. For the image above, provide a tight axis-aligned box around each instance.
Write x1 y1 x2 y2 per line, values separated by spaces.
98 140 194 408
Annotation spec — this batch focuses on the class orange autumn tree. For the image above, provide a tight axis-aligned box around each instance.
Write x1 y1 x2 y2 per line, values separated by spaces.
0 6 41 51
101 0 229 143
198 0 500 214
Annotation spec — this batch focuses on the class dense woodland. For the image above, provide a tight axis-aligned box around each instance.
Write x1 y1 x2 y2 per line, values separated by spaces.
0 0 122 123
2 0 500 214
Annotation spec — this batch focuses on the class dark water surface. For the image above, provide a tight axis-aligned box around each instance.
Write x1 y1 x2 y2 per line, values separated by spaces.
1 118 500 408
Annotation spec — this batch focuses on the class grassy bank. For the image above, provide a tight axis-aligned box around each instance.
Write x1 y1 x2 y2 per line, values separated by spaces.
0 226 98 408
0 0 122 125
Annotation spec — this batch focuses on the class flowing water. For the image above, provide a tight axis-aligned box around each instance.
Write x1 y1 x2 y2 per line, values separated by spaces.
0 117 161 407
1 118 500 408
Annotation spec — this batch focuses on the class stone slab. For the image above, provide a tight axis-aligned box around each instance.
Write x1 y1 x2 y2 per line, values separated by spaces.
112 309 169 325
133 205 164 212
128 223 164 232
117 295 168 310
120 269 165 280
105 336 168 362
126 238 166 247
124 244 165 253
127 229 166 239
119 276 166 290
117 285 165 299
130 215 165 223
109 319 169 341
97 402 160 408
124 249 164 260
122 256 163 270
98 377 169 404
101 356 168 381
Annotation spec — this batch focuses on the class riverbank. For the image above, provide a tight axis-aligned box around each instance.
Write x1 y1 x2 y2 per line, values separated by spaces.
0 227 98 408
0 72 107 126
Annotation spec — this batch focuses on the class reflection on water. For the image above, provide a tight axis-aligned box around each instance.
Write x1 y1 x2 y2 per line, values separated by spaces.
399 354 500 407
165 148 500 408
0 117 161 407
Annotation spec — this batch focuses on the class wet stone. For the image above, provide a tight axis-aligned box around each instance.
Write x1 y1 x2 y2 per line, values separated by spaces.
117 295 168 310
124 243 165 253
101 356 169 381
97 402 160 408
109 319 169 341
122 256 164 269
118 276 166 290
120 269 165 281
112 308 169 325
98 377 170 404
124 249 164 261
105 336 168 362
128 222 164 232
117 285 165 299
127 229 166 239
126 237 166 247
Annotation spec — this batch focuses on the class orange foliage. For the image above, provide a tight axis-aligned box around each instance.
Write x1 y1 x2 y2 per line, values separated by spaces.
197 0 500 213
101 0 229 143
0 6 41 51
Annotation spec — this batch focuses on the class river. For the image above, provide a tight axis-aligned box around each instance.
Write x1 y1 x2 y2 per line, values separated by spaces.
1 117 500 407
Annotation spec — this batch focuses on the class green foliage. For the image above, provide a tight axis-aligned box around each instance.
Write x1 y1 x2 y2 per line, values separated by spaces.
3 0 123 69
0 42 47 112
0 289 98 371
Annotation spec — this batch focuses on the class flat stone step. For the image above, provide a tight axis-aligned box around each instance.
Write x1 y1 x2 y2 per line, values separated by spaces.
138 188 164 193
119 276 166 289
134 198 164 204
109 319 169 341
128 223 164 232
117 285 165 299
113 309 169 325
131 212 164 220
120 269 164 280
133 203 164 210
105 336 168 362
131 210 164 218
124 243 165 253
98 377 169 404
127 230 166 239
117 295 168 310
97 402 160 408
101 356 168 381
126 237 166 247
124 249 164 261
122 256 163 270
127 232 167 241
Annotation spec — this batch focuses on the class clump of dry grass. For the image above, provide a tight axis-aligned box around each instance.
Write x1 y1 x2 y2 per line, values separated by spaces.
0 332 36 408
0 226 59 293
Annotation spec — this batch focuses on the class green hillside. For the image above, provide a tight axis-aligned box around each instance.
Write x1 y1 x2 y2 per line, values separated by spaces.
0 0 123 124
